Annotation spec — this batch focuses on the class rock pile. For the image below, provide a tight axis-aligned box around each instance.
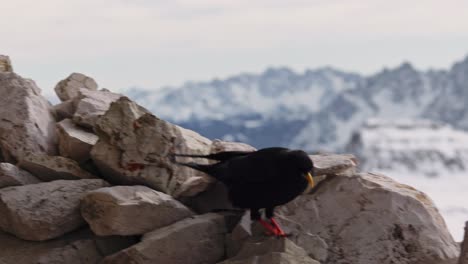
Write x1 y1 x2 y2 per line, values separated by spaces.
0 55 462 263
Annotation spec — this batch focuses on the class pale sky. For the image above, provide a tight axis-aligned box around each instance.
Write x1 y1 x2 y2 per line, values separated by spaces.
2 0 468 98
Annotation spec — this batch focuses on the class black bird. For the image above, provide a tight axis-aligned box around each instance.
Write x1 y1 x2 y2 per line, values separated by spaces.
172 147 315 236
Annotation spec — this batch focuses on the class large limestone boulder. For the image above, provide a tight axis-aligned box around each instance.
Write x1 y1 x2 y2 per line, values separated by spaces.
91 97 212 194
276 172 460 264
0 179 109 241
54 73 98 101
0 55 13 72
0 162 41 188
0 72 57 162
81 185 194 236
101 213 228 264
72 88 123 128
220 237 320 264
57 119 98 163
18 152 96 181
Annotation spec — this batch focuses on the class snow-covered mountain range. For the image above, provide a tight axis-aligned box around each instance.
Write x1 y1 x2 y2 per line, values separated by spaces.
126 55 468 153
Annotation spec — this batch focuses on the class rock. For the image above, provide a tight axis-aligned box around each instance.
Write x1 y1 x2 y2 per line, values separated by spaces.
72 88 123 128
0 179 109 241
220 237 320 264
0 228 137 264
0 72 57 162
210 139 257 153
290 232 328 263
101 213 227 264
0 229 102 264
54 73 98 101
91 97 212 194
459 221 468 264
225 212 268 258
57 119 98 163
310 153 357 176
276 172 460 264
52 100 75 121
18 152 96 181
81 185 194 236
0 162 41 188
0 55 13 72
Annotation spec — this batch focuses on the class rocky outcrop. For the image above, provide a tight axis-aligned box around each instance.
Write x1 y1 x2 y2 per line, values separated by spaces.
91 97 212 194
221 237 320 264
72 88 123 128
18 153 96 181
0 72 57 162
54 73 98 102
0 179 109 241
0 162 41 188
81 185 194 236
276 172 459 264
0 55 13 72
57 119 98 163
101 213 228 264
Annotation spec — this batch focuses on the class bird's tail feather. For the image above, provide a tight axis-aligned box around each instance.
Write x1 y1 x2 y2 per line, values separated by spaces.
173 151 251 162
171 160 216 175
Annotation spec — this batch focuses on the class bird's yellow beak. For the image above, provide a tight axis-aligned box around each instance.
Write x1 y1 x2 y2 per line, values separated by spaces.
306 172 315 188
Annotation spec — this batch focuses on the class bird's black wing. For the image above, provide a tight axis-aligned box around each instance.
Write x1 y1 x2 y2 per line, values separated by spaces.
218 147 292 184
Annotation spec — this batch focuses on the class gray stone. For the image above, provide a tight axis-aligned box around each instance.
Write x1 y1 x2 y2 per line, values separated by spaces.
91 97 212 194
57 119 98 163
0 228 137 264
310 153 357 176
52 100 75 121
54 73 98 101
18 152 96 181
0 55 13 72
0 229 102 264
72 88 123 128
276 172 460 264
81 185 194 236
0 72 57 162
0 162 41 188
101 213 227 264
220 237 320 264
0 179 109 241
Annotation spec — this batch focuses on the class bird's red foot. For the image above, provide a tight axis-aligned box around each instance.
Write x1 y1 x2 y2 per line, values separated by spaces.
258 218 288 237
270 217 287 237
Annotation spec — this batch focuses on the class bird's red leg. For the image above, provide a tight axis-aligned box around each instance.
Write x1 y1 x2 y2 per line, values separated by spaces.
258 219 280 236
270 217 287 237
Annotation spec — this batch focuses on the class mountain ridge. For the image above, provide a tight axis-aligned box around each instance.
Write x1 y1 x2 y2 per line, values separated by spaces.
125 54 468 152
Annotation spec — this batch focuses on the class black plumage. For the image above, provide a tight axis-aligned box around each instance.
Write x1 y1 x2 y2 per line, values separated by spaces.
172 147 315 236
